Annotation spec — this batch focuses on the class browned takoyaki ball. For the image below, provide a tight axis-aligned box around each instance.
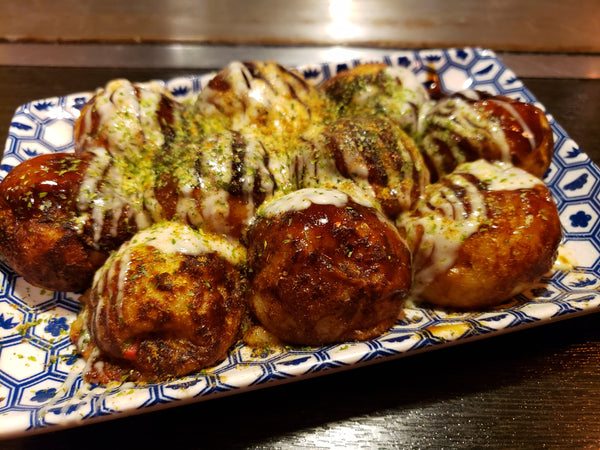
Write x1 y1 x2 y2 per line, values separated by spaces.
0 79 186 293
0 152 110 292
400 159 561 310
320 63 429 133
70 222 247 383
309 116 430 219
417 92 554 181
245 188 412 346
74 79 182 156
476 95 554 179
195 61 326 136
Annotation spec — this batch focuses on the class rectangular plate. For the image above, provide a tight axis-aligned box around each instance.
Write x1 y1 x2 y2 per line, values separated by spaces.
1 47 599 438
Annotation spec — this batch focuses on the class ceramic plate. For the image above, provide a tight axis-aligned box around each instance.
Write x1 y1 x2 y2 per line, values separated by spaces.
1 48 599 438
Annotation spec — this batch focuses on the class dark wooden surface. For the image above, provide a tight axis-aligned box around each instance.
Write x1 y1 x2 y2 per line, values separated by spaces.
0 64 599 448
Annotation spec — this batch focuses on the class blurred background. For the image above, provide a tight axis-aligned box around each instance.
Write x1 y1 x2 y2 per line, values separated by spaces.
1 0 599 67
2 0 599 162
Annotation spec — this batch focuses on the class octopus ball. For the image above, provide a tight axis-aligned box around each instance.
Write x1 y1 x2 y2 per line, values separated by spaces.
245 187 412 346
318 116 430 218
70 221 247 383
399 159 562 310
320 63 429 133
416 93 554 182
74 79 182 155
0 152 109 292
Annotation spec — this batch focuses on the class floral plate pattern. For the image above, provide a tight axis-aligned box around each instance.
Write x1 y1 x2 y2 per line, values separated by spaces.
0 48 599 438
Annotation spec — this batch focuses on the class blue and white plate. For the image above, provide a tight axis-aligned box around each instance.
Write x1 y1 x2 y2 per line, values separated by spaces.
1 48 599 438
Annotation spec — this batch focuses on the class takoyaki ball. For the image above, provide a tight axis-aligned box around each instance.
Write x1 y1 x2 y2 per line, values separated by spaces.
476 94 554 179
70 222 247 383
416 92 553 181
300 116 430 219
0 152 109 292
399 159 561 310
245 188 412 346
320 63 429 133
74 79 182 157
73 79 185 230
153 128 282 240
194 61 326 135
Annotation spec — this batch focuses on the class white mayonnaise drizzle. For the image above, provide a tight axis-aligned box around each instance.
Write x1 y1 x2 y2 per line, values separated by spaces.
257 188 350 218
461 159 542 191
406 173 486 294
195 61 316 136
385 66 428 98
77 80 176 244
404 159 543 294
91 221 245 337
489 99 538 152
256 183 379 219
417 96 511 168
128 221 244 261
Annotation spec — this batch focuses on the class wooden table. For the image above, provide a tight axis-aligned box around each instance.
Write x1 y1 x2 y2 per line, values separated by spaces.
1 1 599 447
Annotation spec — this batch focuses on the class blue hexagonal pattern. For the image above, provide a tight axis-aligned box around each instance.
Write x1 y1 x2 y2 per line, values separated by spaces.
0 48 599 438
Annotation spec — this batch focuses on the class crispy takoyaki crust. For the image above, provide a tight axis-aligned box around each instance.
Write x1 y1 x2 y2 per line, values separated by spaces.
245 189 412 345
417 93 554 181
318 116 430 218
70 222 247 383
400 160 562 310
475 95 554 179
0 153 108 292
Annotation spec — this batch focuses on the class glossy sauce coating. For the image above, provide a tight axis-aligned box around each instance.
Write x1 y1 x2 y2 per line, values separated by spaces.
309 116 430 218
70 222 247 383
0 61 563 383
245 189 412 345
416 91 553 181
75 79 184 240
0 62 555 294
400 160 561 309
0 152 108 291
